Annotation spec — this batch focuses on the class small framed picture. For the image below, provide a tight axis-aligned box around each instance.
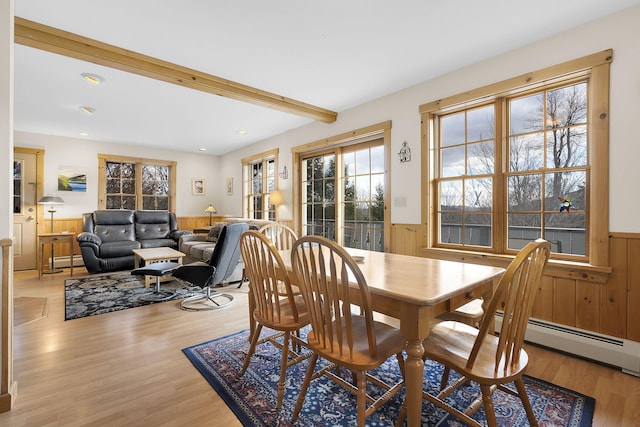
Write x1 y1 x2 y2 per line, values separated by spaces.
226 177 233 195
192 179 205 195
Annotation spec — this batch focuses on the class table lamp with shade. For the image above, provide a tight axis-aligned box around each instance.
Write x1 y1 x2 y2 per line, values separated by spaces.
204 204 217 226
37 195 65 273
269 190 284 221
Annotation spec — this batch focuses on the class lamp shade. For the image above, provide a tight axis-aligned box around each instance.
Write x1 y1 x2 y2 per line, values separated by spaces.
269 190 284 206
38 196 65 205
203 204 217 214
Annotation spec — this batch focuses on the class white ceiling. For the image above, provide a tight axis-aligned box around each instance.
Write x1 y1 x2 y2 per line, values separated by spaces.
13 0 640 156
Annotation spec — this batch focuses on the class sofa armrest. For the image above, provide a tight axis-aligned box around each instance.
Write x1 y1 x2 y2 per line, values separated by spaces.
170 230 192 241
77 231 102 246
178 233 208 252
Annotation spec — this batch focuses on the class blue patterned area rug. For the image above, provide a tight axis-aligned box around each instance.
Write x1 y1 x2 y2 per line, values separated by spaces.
65 271 201 320
183 328 595 426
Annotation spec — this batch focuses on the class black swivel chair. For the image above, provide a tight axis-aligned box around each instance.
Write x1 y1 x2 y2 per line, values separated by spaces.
131 222 249 310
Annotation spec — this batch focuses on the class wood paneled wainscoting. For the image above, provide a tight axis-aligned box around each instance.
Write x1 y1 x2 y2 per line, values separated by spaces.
41 216 290 266
391 223 640 374
51 217 639 344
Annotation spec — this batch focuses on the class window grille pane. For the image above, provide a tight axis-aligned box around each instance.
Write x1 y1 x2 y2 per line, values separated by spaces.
441 213 462 244
508 174 542 211
122 163 135 178
545 213 585 255
122 180 135 194
371 145 384 173
441 145 465 178
510 93 544 134
464 178 492 211
544 171 586 211
546 125 587 168
463 213 492 246
441 112 465 147
467 141 494 175
106 179 121 194
467 105 494 142
440 180 462 210
509 134 545 172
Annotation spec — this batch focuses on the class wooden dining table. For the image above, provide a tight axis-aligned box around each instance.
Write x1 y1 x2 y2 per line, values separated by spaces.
273 247 505 427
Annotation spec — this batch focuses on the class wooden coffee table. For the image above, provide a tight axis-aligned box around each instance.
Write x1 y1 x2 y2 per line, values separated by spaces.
132 247 186 287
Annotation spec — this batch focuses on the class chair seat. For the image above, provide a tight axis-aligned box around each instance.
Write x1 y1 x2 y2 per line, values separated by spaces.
252 295 309 331
307 316 406 371
425 320 529 382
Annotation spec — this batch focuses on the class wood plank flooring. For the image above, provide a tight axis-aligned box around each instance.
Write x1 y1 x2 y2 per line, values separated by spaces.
1 268 639 426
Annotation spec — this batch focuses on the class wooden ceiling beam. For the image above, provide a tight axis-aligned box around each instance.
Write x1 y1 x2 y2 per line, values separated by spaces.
14 17 338 123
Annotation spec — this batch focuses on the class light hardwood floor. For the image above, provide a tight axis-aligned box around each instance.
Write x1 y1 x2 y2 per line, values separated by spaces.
2 268 640 426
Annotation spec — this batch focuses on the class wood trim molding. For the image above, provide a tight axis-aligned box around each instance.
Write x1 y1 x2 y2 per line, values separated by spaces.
14 17 337 124
1 238 15 412
419 49 612 114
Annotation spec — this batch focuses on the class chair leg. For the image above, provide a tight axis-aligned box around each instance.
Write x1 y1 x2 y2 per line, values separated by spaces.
292 353 319 422
277 332 291 409
514 377 539 426
180 286 234 310
480 383 498 427
241 324 263 375
440 366 451 390
138 276 174 302
356 371 366 427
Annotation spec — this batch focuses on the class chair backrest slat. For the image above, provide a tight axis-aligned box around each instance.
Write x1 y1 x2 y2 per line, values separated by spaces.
240 230 299 325
259 223 298 251
291 236 377 359
466 239 551 372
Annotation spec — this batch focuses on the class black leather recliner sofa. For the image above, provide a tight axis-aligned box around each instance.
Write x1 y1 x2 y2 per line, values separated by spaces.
77 209 191 273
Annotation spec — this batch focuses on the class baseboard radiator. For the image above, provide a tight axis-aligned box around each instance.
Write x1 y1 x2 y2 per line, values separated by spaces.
50 255 84 268
495 312 640 377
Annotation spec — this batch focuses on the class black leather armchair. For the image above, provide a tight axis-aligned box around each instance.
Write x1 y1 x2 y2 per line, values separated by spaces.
77 210 191 274
173 222 249 310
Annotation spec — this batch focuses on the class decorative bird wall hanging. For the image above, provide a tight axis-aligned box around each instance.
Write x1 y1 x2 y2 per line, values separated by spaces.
558 196 573 212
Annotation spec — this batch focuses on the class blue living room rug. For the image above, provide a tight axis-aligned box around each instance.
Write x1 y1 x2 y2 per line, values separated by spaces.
183 328 595 426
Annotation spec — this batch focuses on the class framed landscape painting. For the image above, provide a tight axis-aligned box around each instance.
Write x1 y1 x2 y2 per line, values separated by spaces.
58 166 87 192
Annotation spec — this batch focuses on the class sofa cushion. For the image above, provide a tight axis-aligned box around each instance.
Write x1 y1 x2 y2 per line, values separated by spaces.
206 222 227 242
135 210 173 240
93 210 136 243
140 238 178 249
99 240 141 258
190 242 216 261
136 222 171 240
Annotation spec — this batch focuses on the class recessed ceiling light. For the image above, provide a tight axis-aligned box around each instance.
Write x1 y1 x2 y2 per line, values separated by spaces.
198 147 207 151
79 106 95 115
79 132 89 136
236 130 248 135
81 73 105 84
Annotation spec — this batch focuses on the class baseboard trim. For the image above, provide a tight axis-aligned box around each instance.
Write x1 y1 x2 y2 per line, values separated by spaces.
0 381 18 413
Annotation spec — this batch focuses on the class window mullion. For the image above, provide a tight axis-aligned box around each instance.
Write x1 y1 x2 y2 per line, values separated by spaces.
494 98 506 254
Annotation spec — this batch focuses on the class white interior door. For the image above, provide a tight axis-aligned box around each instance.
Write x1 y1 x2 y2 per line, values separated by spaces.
13 151 38 271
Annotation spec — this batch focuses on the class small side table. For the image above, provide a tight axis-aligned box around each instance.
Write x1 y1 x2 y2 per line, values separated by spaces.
38 232 75 279
193 226 212 234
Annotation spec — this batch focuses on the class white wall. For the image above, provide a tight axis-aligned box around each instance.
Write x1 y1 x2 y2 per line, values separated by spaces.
14 131 223 218
219 4 640 232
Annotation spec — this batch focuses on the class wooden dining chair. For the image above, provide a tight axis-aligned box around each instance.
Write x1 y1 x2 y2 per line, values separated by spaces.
437 298 484 327
239 230 311 409
401 238 551 427
290 235 406 427
258 223 298 250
